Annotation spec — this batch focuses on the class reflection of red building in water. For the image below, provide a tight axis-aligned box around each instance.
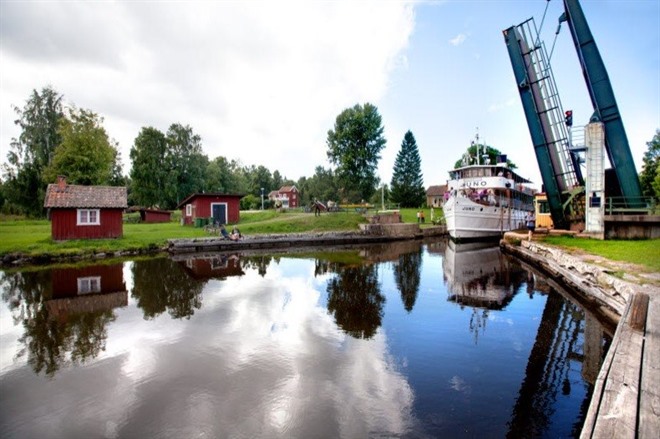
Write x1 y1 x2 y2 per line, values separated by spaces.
47 264 128 320
178 254 245 280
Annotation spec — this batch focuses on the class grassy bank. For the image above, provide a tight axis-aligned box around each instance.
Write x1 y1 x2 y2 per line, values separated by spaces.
0 210 370 257
0 207 446 258
541 235 660 272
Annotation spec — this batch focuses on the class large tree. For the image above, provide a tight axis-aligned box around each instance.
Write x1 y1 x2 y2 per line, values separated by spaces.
272 170 283 191
130 123 208 209
390 130 425 207
300 166 339 205
639 130 659 197
205 156 248 194
43 108 121 186
326 103 386 202
130 127 169 207
245 164 273 198
2 86 64 216
166 123 208 206
453 143 516 169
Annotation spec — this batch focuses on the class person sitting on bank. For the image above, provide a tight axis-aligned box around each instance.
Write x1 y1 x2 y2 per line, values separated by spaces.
231 226 242 240
220 224 240 241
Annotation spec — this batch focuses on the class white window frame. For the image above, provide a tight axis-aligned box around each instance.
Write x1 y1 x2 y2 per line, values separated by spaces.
77 276 101 294
77 209 100 226
186 204 192 217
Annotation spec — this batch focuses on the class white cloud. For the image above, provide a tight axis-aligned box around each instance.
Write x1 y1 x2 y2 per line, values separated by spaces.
0 1 416 180
449 32 467 46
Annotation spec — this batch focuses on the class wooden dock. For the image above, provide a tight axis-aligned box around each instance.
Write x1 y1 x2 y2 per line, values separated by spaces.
580 290 659 439
500 237 659 438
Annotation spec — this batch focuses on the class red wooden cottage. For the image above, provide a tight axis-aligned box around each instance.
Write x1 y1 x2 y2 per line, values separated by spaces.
177 193 244 226
268 185 299 208
44 176 128 240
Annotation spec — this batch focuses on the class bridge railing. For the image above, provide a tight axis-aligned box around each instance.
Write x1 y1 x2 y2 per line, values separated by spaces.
604 196 658 215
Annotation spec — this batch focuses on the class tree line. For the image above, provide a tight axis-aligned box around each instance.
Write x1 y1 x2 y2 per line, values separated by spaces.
1 86 429 216
10 86 654 219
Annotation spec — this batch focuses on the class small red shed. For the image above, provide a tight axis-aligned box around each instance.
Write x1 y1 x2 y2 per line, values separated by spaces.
140 208 172 223
44 176 128 240
177 193 244 226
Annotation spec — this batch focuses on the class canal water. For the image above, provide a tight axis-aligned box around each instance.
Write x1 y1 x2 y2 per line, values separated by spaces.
0 239 611 439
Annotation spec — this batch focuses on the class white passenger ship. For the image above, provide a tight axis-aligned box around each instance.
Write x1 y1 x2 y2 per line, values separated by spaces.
443 155 535 240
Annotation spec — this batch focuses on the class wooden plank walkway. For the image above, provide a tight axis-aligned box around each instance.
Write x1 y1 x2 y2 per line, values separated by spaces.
580 289 660 439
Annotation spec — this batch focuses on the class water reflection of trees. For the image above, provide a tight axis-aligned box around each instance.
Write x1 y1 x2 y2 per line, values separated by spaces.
240 255 273 277
393 249 422 312
1 269 118 377
131 258 206 319
326 265 385 339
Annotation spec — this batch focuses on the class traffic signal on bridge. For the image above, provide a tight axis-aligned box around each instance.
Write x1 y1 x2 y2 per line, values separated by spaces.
564 110 573 127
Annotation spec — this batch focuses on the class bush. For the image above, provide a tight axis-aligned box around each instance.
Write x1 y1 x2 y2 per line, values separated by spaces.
240 194 260 210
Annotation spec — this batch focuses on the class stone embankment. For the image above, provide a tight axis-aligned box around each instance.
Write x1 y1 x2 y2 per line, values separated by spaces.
500 233 659 439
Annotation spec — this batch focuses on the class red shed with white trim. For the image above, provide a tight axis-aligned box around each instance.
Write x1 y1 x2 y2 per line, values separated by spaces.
44 176 128 241
177 193 244 226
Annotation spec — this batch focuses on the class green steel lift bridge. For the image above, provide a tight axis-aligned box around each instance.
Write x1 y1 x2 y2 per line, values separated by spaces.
503 0 643 230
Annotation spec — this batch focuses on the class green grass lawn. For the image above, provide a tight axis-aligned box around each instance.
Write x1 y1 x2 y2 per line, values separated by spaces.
0 210 368 257
541 235 660 272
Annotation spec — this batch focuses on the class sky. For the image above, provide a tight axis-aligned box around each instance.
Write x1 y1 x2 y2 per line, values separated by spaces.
1 0 658 191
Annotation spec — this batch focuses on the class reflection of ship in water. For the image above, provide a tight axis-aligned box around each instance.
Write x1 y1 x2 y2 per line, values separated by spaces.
177 253 245 280
443 240 526 310
47 264 128 321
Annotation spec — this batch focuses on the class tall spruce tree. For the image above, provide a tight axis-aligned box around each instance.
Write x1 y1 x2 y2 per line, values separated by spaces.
390 130 425 207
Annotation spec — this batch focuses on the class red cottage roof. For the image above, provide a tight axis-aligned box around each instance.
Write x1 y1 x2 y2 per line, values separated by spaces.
279 185 297 192
44 184 127 209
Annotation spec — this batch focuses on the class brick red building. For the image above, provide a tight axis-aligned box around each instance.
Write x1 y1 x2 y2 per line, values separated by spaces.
177 193 244 226
44 176 128 240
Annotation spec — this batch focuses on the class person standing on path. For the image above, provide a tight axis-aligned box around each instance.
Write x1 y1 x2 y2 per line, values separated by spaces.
525 211 536 241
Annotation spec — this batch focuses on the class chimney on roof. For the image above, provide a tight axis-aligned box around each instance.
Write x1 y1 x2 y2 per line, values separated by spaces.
57 175 67 190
